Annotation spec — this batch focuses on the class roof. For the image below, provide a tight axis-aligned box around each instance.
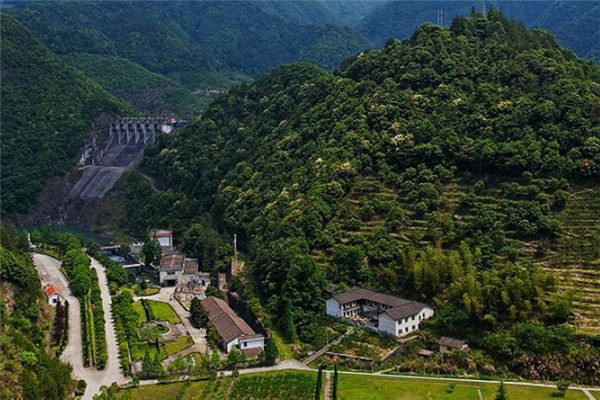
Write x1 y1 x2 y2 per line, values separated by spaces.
241 347 263 357
183 258 199 274
152 229 173 238
438 336 467 348
384 302 429 320
417 349 434 357
333 287 412 308
160 252 184 271
201 296 259 344
332 287 430 322
43 284 63 297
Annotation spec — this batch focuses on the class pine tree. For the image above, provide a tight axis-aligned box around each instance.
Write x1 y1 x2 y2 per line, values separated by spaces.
495 381 508 400
315 364 324 400
142 349 153 377
332 364 338 400
153 352 163 376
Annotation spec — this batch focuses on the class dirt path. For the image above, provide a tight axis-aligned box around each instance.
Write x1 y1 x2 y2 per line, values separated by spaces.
324 370 331 400
32 253 127 399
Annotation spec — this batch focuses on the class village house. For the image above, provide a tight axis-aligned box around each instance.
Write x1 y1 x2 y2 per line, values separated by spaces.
151 229 174 248
438 336 469 353
159 250 184 286
326 287 434 337
43 283 65 306
201 296 265 355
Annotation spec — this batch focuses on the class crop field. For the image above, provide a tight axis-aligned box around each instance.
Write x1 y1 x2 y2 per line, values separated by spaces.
121 370 596 400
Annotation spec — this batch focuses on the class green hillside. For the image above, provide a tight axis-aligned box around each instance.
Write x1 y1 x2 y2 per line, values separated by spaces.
129 11 600 383
358 1 600 62
0 14 129 217
0 225 74 400
63 53 207 118
10 1 372 90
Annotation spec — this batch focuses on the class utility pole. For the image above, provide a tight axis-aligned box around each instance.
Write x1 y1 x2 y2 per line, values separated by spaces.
233 234 238 265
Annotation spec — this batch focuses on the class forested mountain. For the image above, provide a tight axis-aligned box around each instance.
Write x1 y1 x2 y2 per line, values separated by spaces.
0 225 74 399
127 12 600 383
62 53 207 118
358 1 600 62
10 1 372 91
0 14 129 217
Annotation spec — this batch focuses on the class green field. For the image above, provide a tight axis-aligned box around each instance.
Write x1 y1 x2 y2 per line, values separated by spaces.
119 370 596 400
337 374 590 400
164 335 194 356
148 300 181 324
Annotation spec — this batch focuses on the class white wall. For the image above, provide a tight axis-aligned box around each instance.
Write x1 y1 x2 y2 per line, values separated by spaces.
48 293 64 306
326 298 342 317
239 336 265 350
157 236 172 247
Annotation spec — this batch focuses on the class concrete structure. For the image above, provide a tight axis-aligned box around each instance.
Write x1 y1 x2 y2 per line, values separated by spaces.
438 336 469 353
110 117 176 145
151 229 174 248
326 287 433 337
99 245 142 271
43 283 65 306
201 296 264 354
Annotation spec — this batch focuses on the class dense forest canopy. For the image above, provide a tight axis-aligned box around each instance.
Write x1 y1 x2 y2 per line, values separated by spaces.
10 1 373 90
0 14 129 217
358 0 600 63
127 11 600 383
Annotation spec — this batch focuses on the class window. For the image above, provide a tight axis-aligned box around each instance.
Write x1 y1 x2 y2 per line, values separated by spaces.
244 342 248 348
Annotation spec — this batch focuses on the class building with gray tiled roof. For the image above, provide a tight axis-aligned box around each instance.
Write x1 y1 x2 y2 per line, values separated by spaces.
326 287 433 337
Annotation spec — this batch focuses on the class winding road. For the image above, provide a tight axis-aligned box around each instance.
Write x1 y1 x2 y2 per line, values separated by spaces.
32 253 127 399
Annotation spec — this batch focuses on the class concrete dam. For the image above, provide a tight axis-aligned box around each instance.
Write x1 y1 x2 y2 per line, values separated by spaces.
69 117 182 199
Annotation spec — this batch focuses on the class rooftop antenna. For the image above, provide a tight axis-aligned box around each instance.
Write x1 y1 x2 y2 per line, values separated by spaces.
482 0 486 15
441 8 444 27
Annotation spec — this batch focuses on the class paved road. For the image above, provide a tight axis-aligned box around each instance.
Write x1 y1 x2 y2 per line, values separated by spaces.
32 254 126 399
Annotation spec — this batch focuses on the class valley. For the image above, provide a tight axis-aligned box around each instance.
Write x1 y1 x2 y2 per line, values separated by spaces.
1 3 599 400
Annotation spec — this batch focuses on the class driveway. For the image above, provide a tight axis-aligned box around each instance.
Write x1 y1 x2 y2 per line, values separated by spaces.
32 253 127 399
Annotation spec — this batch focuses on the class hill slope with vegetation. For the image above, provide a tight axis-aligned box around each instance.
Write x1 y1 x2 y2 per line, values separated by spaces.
10 1 372 91
358 0 600 62
0 225 74 399
0 14 129 217
129 11 600 383
63 53 207 118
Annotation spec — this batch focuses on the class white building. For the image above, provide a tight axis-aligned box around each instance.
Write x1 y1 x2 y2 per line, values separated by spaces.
43 284 65 306
151 229 174 248
159 251 184 286
201 296 265 355
326 287 433 337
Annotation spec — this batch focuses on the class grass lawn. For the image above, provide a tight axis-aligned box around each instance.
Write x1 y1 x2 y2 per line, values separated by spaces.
132 301 147 326
337 374 589 400
165 335 194 356
269 329 295 360
148 300 181 324
139 287 160 296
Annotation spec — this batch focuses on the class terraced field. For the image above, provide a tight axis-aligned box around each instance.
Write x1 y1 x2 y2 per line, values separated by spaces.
540 186 600 334
313 176 600 334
